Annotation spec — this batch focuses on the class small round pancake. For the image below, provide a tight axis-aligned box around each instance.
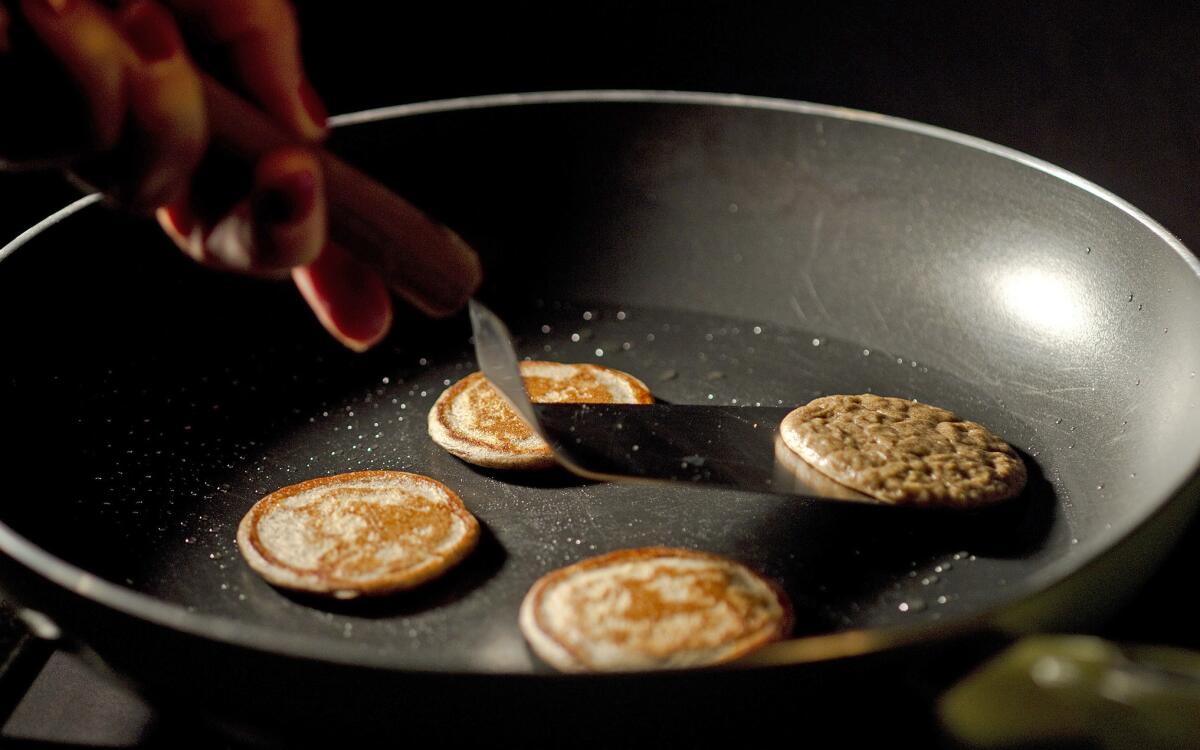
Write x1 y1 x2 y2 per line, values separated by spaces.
237 470 479 599
428 361 653 470
519 547 791 672
779 394 1027 508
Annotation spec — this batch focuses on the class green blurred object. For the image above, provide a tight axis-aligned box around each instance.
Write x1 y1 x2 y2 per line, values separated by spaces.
939 635 1200 750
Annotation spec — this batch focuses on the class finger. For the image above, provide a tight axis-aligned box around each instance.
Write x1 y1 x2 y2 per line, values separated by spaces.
18 0 129 151
160 193 255 272
292 242 393 352
157 195 286 279
110 0 205 210
167 0 326 141
156 201 205 264
157 146 323 273
248 146 325 270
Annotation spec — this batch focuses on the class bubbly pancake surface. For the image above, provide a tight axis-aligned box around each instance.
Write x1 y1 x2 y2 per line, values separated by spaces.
779 394 1026 508
237 470 479 598
428 361 653 469
519 547 791 672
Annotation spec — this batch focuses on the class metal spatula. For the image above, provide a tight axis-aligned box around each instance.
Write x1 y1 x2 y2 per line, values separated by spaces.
468 299 875 502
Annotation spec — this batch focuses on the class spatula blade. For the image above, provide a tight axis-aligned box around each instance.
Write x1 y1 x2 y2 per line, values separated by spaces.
469 300 872 502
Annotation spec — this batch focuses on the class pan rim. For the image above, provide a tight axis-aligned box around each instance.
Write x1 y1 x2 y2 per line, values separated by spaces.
2 89 1199 675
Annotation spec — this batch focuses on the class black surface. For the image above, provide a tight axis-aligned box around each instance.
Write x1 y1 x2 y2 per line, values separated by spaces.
0 246 1070 667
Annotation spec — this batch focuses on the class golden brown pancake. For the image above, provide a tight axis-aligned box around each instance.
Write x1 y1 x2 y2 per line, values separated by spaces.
237 470 479 598
428 361 653 470
779 394 1026 508
519 547 791 672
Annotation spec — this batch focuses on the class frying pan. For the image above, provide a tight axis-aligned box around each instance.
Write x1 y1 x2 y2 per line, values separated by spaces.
2 91 1199 743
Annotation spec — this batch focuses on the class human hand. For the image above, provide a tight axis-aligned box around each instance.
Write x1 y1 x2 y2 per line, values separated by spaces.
0 0 464 350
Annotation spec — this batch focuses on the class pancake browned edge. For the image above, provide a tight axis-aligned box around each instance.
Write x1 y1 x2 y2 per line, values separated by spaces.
772 432 877 504
237 470 479 599
779 394 1027 508
428 361 654 470
518 547 792 672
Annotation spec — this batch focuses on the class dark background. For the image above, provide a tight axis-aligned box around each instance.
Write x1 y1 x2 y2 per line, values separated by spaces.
296 1 1200 251
2 0 1198 648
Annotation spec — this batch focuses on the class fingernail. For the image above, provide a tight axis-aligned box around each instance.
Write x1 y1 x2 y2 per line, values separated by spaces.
339 293 392 352
121 2 180 63
298 80 328 131
293 247 392 352
159 204 195 236
254 170 316 226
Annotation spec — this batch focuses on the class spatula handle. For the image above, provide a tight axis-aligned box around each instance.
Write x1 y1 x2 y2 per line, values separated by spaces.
201 75 481 317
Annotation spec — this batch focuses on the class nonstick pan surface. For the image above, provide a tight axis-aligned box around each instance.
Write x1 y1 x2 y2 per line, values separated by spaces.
2 93 1199 679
